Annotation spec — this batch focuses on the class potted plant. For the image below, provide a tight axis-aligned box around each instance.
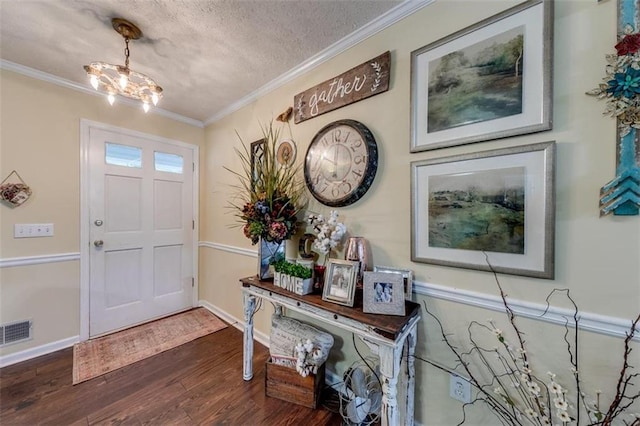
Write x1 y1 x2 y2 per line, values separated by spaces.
271 258 313 295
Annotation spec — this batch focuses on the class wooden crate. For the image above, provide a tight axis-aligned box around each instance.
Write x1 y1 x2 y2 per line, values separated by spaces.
265 359 325 409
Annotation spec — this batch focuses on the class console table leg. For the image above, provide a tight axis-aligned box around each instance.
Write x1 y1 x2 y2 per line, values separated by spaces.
405 324 418 426
378 344 403 426
243 292 256 381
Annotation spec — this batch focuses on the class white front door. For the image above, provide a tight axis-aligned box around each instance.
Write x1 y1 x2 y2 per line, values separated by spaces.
88 126 195 337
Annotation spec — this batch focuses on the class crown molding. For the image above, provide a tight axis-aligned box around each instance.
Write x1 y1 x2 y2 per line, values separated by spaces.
204 0 436 125
0 60 204 128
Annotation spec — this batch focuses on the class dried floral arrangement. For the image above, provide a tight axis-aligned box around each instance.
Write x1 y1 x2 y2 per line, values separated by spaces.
225 121 304 244
423 261 640 426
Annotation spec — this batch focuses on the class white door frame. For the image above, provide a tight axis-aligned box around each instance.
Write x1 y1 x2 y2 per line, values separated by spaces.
79 119 200 341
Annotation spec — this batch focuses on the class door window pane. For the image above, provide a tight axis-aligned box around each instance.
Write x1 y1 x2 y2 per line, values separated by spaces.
105 143 142 168
154 151 184 174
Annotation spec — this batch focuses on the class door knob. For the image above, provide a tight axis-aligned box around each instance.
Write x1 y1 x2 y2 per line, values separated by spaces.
94 240 104 247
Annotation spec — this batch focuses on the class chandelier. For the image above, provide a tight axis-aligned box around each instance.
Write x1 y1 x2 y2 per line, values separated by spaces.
84 18 163 112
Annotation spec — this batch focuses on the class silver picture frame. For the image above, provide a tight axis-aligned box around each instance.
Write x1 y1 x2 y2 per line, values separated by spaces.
410 0 553 152
363 272 406 316
322 259 359 307
411 141 556 279
373 266 413 300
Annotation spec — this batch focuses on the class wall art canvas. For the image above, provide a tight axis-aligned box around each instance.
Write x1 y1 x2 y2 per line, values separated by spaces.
411 141 555 279
411 0 552 151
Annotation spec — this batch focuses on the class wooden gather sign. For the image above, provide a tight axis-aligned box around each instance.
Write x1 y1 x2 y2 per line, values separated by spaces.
293 51 390 124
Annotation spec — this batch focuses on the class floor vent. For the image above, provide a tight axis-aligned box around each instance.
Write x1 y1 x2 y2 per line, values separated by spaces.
0 320 32 346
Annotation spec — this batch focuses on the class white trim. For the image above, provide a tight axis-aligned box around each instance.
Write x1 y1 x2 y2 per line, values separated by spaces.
198 300 269 348
199 241 257 258
0 335 78 368
204 0 435 125
0 60 204 128
414 280 639 341
79 120 200 341
0 252 80 268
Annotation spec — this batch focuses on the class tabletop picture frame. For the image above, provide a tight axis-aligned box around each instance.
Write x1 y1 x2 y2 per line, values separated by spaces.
363 272 406 316
373 266 413 300
411 141 556 279
322 259 359 307
410 0 553 152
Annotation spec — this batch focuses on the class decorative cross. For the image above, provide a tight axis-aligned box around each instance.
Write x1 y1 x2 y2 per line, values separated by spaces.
589 0 640 216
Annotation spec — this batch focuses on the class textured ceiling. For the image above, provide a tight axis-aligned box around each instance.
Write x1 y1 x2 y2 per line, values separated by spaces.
0 0 403 123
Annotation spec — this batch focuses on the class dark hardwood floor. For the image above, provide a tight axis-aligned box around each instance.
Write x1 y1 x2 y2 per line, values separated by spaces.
0 324 342 425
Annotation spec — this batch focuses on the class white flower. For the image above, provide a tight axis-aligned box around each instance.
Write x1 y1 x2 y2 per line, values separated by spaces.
522 367 532 374
493 328 503 336
303 339 313 352
308 211 347 256
525 408 538 418
494 387 503 395
550 382 563 395
541 415 551 424
527 381 541 396
547 372 556 379
557 410 571 422
555 399 568 410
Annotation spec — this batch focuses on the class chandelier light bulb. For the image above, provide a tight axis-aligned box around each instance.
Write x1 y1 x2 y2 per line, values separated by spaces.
90 74 99 90
119 74 128 90
152 92 159 106
142 102 150 113
107 93 116 105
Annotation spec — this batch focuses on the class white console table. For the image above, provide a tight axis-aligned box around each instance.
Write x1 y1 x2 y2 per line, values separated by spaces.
240 275 421 426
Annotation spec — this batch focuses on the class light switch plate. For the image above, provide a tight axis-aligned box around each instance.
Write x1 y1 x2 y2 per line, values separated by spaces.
14 223 54 238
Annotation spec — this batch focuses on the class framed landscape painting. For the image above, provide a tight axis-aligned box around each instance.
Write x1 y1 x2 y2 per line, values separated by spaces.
410 141 556 279
410 0 553 152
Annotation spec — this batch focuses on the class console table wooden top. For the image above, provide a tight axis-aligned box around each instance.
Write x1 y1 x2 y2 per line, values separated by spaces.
240 275 421 341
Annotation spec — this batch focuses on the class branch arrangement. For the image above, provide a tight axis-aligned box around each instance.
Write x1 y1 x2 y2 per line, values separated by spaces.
423 259 639 425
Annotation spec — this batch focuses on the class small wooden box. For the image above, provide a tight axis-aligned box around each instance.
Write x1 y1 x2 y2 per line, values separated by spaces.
265 359 325 409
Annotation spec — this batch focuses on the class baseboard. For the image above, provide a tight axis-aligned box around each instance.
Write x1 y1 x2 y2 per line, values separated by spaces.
198 300 269 348
0 335 78 368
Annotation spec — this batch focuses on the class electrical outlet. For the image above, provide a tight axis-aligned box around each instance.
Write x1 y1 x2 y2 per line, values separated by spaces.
450 373 472 403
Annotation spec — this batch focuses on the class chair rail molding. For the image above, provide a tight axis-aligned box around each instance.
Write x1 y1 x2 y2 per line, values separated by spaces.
414 280 639 342
202 240 639 342
0 252 80 268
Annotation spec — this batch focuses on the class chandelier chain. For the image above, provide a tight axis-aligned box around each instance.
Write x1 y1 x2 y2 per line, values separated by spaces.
124 38 130 69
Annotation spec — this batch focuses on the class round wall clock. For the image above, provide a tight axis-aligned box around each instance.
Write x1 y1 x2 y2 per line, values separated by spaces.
276 138 296 167
304 119 378 207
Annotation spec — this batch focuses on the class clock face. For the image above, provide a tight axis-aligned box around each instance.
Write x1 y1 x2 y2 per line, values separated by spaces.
304 120 378 207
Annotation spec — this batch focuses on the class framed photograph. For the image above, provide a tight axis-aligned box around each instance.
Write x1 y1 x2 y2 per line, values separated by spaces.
322 259 359 307
410 0 553 152
373 266 413 300
363 272 406 316
411 141 555 279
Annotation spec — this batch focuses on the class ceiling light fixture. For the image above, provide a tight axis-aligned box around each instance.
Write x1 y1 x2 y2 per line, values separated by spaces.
84 18 163 113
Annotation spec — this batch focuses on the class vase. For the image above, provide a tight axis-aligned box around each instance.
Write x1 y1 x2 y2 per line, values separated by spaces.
258 238 285 280
344 237 372 288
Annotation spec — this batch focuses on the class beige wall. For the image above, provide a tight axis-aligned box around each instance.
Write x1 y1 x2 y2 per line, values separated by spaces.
201 0 639 424
0 69 204 355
